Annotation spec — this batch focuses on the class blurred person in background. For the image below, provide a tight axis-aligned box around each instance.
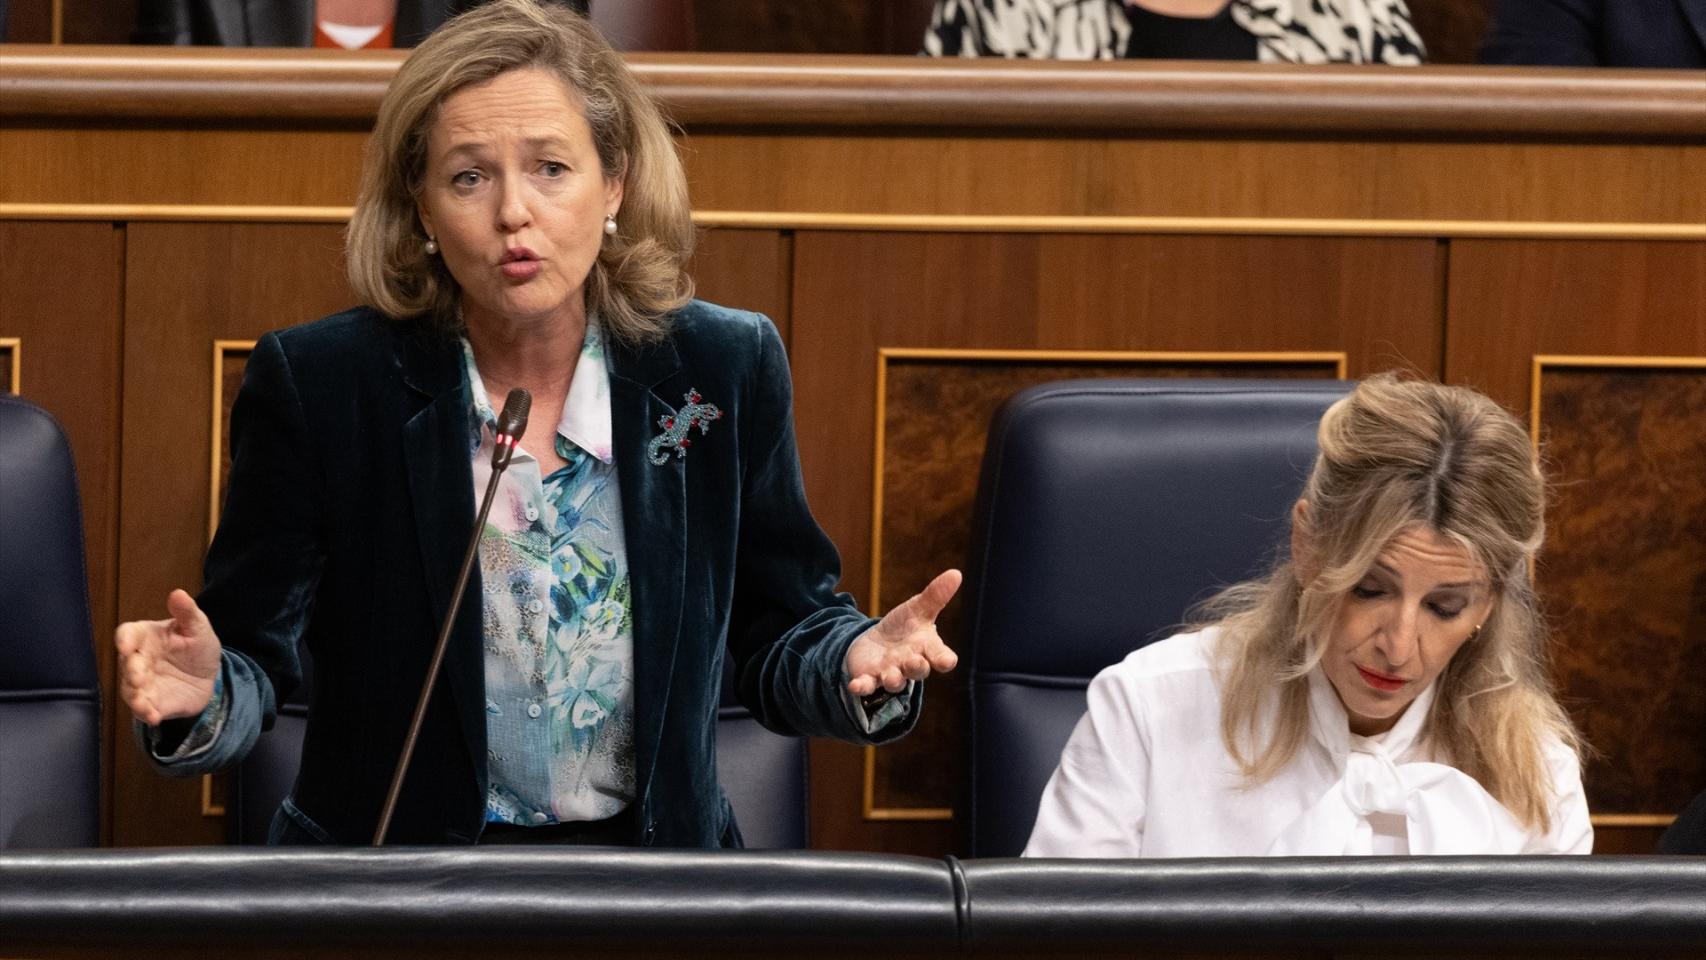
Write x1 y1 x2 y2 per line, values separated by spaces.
924 0 1425 64
1481 0 1706 68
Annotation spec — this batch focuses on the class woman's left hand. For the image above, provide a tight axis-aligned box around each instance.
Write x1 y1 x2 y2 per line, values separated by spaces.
845 569 962 697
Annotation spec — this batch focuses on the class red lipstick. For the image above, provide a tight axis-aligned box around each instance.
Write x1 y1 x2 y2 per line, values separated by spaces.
1356 664 1408 692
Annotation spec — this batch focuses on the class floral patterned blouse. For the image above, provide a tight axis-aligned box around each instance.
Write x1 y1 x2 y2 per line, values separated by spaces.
462 324 635 826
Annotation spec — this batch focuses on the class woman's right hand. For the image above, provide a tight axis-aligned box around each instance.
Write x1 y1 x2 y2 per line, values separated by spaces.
115 589 223 726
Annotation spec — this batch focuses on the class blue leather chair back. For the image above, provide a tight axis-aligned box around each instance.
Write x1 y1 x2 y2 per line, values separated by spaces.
962 378 1353 857
715 655 809 848
233 648 808 847
0 396 101 848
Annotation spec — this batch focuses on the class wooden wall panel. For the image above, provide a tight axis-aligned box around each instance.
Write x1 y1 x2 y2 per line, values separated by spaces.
791 231 1437 854
1446 240 1706 853
0 220 124 843
1 128 369 208
686 228 792 345
1445 241 1706 410
113 222 354 846
683 135 1706 226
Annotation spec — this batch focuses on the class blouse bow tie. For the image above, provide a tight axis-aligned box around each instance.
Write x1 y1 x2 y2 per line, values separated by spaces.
1267 750 1530 855
1265 669 1531 856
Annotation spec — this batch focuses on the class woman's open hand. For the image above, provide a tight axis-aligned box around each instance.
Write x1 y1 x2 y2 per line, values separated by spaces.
845 569 962 697
115 589 223 726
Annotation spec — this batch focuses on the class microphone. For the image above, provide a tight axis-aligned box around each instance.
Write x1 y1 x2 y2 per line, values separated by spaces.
373 388 531 845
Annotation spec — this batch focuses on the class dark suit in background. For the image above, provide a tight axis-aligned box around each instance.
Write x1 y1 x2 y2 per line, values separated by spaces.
134 0 588 46
1481 0 1706 67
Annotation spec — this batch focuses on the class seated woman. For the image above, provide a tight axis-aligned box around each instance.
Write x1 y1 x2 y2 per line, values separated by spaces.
114 0 959 847
924 0 1426 64
1025 374 1591 856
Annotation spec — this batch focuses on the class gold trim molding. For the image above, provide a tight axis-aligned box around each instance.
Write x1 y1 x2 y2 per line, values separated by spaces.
210 340 257 540
2 204 1705 241
863 347 1347 821
697 213 1706 241
1591 813 1678 828
202 339 256 819
0 338 19 393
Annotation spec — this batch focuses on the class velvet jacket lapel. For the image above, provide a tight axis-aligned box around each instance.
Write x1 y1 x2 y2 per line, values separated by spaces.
606 333 687 802
396 330 486 789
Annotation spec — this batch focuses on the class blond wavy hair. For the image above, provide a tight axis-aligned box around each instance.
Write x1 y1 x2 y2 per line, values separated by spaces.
1196 373 1581 832
346 0 693 343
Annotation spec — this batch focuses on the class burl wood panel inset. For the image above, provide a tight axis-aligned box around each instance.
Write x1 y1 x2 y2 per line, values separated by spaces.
1538 365 1706 815
870 357 1339 814
114 221 353 846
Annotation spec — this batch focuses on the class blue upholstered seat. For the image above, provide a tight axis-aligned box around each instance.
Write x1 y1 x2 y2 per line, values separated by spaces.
961 378 1353 857
0 396 102 848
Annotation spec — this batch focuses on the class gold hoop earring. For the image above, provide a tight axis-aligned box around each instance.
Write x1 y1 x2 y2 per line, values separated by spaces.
1468 623 1483 642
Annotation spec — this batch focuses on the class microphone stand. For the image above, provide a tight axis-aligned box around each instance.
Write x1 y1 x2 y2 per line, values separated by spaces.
373 389 530 846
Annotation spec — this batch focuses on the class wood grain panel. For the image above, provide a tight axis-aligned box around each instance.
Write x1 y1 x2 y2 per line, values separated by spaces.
1 128 369 207
871 355 1340 815
791 231 1437 853
1445 241 1706 412
1536 364 1706 816
685 228 792 345
0 220 124 843
114 222 354 846
683 134 1706 226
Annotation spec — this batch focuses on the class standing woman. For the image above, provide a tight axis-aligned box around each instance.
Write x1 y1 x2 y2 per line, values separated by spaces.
115 0 959 846
1026 375 1591 856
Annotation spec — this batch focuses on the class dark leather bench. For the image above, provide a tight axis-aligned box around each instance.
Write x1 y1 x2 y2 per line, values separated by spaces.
3 849 1702 958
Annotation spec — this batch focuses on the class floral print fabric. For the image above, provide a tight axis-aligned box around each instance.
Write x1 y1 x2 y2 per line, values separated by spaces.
463 325 635 825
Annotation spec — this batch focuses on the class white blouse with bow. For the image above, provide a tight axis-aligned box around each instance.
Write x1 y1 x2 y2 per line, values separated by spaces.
1024 628 1592 858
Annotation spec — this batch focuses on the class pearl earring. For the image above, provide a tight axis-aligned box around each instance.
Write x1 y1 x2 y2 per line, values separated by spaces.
603 215 618 236
424 237 439 256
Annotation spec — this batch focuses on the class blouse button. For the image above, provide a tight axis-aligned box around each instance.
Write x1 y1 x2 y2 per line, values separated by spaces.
526 703 543 719
525 505 540 522
528 598 544 615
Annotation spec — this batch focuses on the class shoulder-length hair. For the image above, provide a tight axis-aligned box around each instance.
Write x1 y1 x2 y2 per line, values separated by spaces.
346 0 693 343
1195 372 1581 832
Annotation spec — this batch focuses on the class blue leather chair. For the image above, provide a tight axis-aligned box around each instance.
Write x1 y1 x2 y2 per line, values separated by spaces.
961 378 1353 857
0 396 102 848
232 646 809 847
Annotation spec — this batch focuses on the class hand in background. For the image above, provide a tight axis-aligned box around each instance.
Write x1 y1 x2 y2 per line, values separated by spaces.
115 589 223 726
845 569 962 697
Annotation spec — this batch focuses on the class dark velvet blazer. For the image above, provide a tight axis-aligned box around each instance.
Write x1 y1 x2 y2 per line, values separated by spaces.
1480 0 1706 68
197 301 915 846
